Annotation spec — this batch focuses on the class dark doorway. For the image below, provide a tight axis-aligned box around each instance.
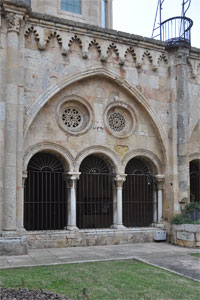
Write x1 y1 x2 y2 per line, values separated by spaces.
190 160 200 203
77 155 113 229
24 152 67 230
123 158 154 227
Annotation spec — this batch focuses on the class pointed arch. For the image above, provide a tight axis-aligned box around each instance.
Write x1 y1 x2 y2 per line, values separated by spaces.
24 67 168 165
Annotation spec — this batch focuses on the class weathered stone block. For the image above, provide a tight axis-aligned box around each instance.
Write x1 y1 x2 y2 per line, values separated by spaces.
177 231 194 241
176 239 195 248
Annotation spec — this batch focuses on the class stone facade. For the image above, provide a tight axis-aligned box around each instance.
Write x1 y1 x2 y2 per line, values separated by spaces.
0 0 199 254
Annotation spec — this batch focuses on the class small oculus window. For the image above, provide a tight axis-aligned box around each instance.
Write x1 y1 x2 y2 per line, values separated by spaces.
61 0 81 14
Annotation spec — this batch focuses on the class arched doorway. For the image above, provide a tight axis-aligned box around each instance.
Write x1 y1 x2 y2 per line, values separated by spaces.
190 160 200 202
123 158 155 227
77 155 113 229
24 152 67 230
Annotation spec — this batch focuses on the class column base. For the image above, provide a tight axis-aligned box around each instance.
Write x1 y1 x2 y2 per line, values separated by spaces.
0 231 28 256
65 225 79 231
110 224 126 230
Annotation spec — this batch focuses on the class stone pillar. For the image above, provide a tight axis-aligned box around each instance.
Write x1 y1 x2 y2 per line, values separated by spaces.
111 174 126 229
66 173 80 231
176 47 190 205
155 175 165 223
3 12 22 231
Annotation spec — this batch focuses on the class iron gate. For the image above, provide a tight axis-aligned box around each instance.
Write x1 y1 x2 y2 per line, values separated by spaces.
77 155 113 229
24 153 68 230
123 158 155 227
190 161 200 202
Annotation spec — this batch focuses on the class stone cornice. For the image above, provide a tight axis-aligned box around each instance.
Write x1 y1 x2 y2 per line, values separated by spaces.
26 11 167 52
0 0 31 8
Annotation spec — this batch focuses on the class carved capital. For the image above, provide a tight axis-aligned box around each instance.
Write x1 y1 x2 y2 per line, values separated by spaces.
65 172 81 188
22 171 28 187
6 13 21 33
113 174 127 189
155 174 165 190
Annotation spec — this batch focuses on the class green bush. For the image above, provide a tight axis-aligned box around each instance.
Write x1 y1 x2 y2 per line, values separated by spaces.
170 202 200 225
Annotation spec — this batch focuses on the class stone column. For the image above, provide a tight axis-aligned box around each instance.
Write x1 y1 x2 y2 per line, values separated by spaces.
20 171 27 230
155 175 165 223
3 12 22 231
111 174 126 229
176 47 190 205
66 173 80 231
153 189 157 223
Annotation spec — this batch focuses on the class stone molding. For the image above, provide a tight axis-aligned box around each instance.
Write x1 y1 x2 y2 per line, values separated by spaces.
23 142 74 172
74 145 122 173
122 149 164 174
24 67 168 165
189 153 200 162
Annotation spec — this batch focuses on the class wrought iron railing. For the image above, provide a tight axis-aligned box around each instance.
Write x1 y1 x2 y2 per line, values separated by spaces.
160 16 193 47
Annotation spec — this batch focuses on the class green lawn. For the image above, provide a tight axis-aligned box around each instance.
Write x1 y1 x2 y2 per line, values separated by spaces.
189 252 200 258
0 260 199 300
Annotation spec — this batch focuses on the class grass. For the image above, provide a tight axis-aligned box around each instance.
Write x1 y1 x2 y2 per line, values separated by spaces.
0 260 199 300
189 252 200 258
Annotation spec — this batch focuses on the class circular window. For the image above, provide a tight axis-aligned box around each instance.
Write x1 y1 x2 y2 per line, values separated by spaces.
104 102 136 138
62 107 82 129
56 95 93 136
108 112 126 132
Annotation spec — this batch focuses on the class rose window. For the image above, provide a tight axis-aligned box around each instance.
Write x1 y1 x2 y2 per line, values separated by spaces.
108 112 126 132
62 108 82 128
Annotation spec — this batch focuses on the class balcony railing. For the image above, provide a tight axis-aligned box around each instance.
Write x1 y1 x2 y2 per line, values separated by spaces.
160 16 193 47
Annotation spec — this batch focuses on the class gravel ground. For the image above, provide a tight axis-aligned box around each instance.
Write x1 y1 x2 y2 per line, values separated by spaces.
0 287 70 300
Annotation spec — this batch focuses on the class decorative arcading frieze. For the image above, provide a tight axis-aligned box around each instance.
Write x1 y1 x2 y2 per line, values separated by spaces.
88 39 101 55
24 25 170 71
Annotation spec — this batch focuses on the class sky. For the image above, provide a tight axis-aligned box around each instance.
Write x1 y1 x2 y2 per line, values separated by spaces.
113 0 200 48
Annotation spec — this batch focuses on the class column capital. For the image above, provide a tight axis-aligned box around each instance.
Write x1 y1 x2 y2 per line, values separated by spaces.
22 171 27 187
155 174 165 189
5 12 24 33
65 172 81 188
113 173 127 189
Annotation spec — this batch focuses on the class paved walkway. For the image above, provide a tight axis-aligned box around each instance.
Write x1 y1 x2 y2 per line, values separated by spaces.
1 242 200 282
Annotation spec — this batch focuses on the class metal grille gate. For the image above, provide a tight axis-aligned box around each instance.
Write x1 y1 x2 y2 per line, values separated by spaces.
123 158 155 227
24 153 67 230
190 161 200 203
77 155 113 229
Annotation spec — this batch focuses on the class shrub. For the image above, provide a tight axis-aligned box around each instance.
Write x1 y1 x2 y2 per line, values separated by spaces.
170 202 200 225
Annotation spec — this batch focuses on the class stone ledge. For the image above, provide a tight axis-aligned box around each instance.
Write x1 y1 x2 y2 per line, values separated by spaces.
26 228 157 249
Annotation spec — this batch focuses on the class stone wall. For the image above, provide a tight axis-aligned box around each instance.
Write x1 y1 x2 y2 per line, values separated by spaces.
171 224 200 248
26 228 156 249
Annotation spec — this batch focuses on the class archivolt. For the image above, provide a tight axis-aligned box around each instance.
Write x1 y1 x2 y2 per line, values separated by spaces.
74 146 122 173
23 142 74 172
24 67 168 164
122 149 164 174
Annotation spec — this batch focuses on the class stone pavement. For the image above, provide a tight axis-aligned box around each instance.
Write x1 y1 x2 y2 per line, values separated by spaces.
0 242 200 282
